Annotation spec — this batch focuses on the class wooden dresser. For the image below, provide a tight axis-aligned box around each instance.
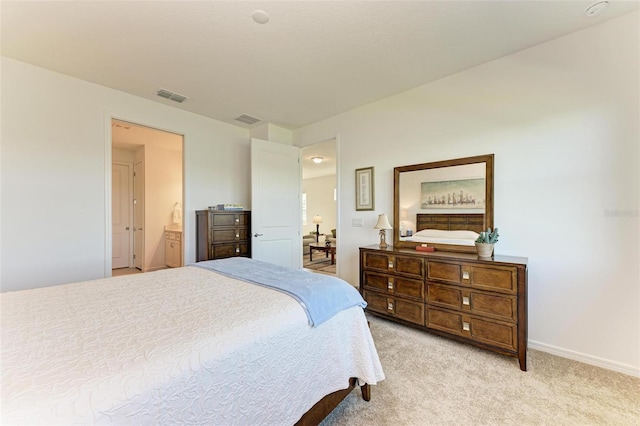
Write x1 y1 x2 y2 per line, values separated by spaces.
360 245 528 370
196 210 251 261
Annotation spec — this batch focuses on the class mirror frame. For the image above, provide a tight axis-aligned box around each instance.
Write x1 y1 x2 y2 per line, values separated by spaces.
393 154 494 253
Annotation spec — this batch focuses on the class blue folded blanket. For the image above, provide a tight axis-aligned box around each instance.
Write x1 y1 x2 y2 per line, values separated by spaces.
193 257 366 327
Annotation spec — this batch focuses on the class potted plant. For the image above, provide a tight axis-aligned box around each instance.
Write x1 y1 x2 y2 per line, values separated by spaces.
475 227 499 258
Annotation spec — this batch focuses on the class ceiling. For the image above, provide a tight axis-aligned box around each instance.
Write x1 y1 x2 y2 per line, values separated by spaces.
302 139 336 179
2 1 638 130
112 119 183 152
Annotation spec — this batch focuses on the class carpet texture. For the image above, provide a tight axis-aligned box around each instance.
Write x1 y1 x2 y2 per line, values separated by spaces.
303 256 336 275
321 315 640 425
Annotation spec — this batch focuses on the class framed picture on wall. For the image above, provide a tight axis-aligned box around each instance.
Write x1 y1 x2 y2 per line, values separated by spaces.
355 166 374 211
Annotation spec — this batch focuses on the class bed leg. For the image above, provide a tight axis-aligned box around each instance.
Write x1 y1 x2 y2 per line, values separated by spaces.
360 383 371 401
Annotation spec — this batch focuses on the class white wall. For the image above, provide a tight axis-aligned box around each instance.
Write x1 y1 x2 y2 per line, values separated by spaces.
1 56 250 291
303 175 337 238
293 12 639 375
144 142 183 271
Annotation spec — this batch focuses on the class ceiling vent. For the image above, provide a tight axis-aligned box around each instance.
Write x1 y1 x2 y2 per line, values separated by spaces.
235 114 261 125
156 88 188 103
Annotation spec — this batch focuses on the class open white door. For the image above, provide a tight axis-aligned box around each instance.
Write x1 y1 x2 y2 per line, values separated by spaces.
251 138 302 268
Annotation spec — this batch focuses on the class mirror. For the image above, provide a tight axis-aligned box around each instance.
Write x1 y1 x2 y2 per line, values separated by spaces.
393 154 494 253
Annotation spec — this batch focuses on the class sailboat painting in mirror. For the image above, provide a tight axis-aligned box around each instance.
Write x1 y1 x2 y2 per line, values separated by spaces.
420 178 485 210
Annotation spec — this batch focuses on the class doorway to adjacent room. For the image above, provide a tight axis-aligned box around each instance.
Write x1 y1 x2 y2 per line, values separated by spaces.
111 119 183 276
301 138 337 275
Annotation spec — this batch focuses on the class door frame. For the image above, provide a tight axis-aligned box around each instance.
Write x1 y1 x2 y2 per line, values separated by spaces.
298 133 341 275
104 111 186 277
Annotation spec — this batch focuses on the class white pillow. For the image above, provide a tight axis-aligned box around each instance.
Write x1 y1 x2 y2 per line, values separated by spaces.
413 229 479 240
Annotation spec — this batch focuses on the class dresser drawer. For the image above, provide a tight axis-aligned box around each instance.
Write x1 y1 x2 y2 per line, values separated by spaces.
426 307 517 352
211 212 249 227
426 283 517 322
164 231 182 241
427 261 517 294
469 265 517 293
211 243 249 258
211 228 248 243
364 290 424 326
363 272 423 301
363 252 424 279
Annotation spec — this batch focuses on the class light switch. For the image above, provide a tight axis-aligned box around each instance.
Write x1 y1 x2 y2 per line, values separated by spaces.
352 218 363 227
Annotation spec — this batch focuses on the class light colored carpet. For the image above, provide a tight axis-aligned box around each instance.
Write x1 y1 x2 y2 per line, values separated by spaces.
321 315 640 426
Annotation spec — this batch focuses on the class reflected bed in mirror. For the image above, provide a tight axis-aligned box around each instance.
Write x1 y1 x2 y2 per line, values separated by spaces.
393 154 494 253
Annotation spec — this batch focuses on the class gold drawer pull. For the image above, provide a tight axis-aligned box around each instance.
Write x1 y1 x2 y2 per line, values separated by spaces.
462 271 470 280
235 217 240 223
387 281 394 290
462 296 470 306
387 301 394 312
235 233 240 239
388 261 394 269
462 321 470 331
235 247 240 253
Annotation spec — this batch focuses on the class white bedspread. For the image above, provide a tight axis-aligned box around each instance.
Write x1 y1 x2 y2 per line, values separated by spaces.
1 266 384 425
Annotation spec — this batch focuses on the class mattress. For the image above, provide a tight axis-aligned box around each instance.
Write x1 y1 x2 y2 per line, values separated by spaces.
1 265 384 425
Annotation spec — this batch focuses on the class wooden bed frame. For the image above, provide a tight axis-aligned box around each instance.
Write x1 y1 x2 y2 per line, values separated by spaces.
296 380 370 425
414 213 485 253
416 213 485 233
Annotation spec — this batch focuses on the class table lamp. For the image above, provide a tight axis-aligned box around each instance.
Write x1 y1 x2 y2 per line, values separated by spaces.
374 214 392 249
312 215 323 242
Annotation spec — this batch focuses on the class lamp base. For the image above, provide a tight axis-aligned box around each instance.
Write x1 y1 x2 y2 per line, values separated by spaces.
378 229 388 249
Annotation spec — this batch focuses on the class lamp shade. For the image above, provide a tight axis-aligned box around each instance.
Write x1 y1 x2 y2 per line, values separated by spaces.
374 214 392 230
312 215 323 224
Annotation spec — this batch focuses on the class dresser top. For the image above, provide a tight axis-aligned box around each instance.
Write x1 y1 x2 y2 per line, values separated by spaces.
360 245 528 266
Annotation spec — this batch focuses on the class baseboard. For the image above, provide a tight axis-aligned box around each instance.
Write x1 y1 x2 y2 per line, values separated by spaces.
528 340 640 378
144 265 168 272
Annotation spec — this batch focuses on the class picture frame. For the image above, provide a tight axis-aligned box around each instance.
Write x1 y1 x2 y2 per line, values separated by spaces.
355 166 375 211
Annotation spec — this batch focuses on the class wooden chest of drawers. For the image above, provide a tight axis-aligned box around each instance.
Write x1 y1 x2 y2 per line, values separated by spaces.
360 245 528 370
196 210 251 261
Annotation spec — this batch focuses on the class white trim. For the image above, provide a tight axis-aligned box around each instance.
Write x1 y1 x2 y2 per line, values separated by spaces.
529 340 640 378
104 114 113 277
296 133 341 277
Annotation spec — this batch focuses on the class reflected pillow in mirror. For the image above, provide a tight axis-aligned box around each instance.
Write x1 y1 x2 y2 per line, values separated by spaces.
413 229 479 240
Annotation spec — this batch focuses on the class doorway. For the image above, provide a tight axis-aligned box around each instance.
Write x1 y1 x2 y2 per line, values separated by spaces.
301 138 337 275
111 119 183 275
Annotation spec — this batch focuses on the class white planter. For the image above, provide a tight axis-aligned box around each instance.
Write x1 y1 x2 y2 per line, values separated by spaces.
475 242 495 258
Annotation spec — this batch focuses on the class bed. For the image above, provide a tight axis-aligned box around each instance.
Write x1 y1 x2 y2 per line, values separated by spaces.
1 258 385 425
401 213 485 250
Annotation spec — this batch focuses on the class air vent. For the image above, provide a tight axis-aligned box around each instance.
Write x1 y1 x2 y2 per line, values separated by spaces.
156 88 189 103
235 114 261 125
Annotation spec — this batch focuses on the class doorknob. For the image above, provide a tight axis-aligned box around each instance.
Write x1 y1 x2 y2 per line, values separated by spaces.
253 233 263 237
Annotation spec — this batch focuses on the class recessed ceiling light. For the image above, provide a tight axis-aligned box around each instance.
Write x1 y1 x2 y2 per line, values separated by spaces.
311 157 324 164
585 1 608 17
252 10 269 24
